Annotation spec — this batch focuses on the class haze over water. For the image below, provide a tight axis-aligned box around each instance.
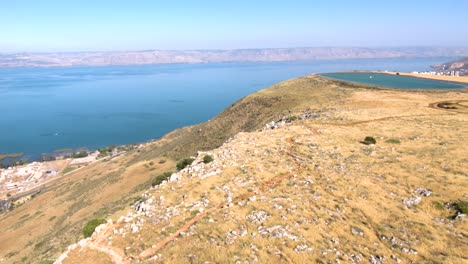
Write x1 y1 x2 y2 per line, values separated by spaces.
0 57 456 160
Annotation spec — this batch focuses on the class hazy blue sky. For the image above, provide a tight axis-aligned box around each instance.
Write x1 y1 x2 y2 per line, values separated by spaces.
1 0 467 52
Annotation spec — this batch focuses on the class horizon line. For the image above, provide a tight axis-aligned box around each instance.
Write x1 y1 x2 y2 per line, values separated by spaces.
2 45 468 54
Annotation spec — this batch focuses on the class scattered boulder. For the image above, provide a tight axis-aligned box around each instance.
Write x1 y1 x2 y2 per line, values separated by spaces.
294 244 313 253
403 196 422 207
246 210 269 225
369 255 385 264
415 188 432 197
351 226 364 237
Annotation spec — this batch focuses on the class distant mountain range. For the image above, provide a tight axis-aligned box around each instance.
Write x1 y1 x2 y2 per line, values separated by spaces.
1 47 468 68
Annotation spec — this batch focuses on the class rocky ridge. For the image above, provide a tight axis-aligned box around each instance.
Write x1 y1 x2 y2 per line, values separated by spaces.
56 101 467 263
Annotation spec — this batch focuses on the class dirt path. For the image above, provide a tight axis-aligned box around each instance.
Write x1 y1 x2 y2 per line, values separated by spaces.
137 137 306 260
316 112 456 128
428 100 468 114
87 242 127 264
85 222 129 264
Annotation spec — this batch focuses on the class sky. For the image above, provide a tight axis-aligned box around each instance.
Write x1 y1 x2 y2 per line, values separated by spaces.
1 0 467 52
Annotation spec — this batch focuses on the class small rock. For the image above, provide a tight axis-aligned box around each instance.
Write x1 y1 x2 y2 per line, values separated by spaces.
415 188 432 197
273 204 283 210
246 210 269 225
369 255 385 264
294 244 313 253
351 226 364 237
403 196 422 207
131 224 139 233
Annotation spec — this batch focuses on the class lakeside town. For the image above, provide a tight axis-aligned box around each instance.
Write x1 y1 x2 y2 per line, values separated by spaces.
412 69 466 77
0 144 139 213
0 152 98 206
428 57 468 76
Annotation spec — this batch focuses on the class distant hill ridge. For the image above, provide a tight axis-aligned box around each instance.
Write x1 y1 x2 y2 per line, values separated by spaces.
1 47 468 68
432 57 468 75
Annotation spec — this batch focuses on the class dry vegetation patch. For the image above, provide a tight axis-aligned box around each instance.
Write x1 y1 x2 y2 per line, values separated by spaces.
1 75 467 263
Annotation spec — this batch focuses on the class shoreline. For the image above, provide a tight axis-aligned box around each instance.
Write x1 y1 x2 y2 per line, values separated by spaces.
4 69 467 165
320 71 468 90
2 72 466 201
382 71 468 85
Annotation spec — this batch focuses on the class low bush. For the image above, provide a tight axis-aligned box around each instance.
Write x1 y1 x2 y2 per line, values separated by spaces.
83 218 106 238
176 158 195 171
385 138 401 144
62 166 77 174
72 151 88 158
361 136 377 145
203 155 213 164
454 201 468 214
152 171 173 186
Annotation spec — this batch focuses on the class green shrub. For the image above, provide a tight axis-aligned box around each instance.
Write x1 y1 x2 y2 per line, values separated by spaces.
432 201 444 211
176 158 195 171
385 138 401 144
454 201 468 214
83 218 106 238
62 166 76 174
38 260 54 264
152 171 173 186
133 195 146 204
191 209 200 216
203 155 213 164
361 136 377 145
72 151 88 158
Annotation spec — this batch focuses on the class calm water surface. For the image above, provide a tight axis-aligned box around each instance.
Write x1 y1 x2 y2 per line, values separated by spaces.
321 72 465 89
0 57 458 160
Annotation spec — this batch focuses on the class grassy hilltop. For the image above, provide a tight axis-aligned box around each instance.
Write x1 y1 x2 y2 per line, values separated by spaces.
0 75 467 263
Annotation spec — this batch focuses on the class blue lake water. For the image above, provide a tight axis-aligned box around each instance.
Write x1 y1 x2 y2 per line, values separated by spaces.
321 72 465 89
0 57 458 160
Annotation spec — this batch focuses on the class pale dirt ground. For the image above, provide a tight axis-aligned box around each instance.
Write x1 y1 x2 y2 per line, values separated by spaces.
60 86 467 263
386 71 468 84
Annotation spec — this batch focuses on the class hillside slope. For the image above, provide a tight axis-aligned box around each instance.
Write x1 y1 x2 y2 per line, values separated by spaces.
57 84 468 263
0 75 351 263
1 75 467 263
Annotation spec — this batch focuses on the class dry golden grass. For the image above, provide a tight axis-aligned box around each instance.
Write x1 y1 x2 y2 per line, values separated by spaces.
1 75 467 263
0 154 175 263
66 83 467 262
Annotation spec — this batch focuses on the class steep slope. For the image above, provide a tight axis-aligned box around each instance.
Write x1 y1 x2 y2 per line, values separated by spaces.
132 75 353 161
57 82 467 263
0 75 351 263
1 75 467 263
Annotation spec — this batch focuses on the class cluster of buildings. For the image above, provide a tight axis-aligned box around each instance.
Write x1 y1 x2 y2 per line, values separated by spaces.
0 162 57 198
411 70 465 76
0 151 101 200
